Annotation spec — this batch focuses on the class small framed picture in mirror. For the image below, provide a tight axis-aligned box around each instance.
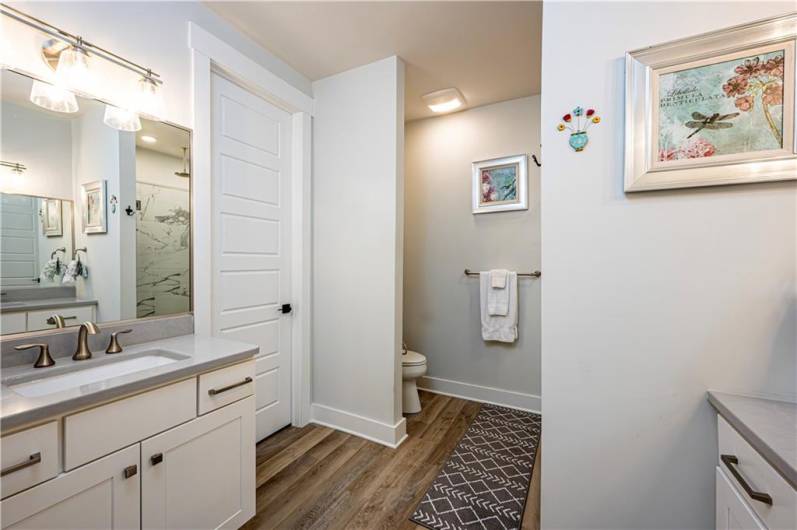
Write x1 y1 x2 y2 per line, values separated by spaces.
81 180 107 234
42 198 63 237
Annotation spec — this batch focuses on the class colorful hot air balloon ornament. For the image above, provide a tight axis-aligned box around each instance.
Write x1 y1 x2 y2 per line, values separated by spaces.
557 106 600 152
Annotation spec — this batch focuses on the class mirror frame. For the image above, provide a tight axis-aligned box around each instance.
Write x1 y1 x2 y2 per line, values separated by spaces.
0 66 194 340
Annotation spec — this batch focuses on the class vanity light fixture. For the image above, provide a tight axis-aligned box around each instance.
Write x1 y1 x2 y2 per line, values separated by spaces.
29 79 79 113
54 39 93 95
140 135 157 144
134 73 164 120
103 105 141 132
1 3 165 120
0 161 27 174
422 88 465 114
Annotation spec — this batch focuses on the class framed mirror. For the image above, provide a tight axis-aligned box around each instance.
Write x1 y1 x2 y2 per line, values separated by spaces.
1 68 192 335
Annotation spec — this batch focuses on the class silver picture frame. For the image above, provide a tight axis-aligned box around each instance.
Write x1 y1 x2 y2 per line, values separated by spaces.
625 13 796 192
42 198 62 237
81 180 107 234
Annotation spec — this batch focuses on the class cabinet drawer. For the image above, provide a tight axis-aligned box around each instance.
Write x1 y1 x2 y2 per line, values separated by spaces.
65 379 196 470
718 415 797 530
197 360 255 415
0 312 26 334
27 305 94 332
1 421 59 499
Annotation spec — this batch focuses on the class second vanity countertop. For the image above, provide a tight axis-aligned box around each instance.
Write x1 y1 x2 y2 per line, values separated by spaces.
0 297 98 313
0 334 258 432
708 391 797 490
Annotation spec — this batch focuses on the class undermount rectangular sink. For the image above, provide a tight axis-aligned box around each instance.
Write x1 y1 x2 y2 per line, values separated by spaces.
5 350 189 398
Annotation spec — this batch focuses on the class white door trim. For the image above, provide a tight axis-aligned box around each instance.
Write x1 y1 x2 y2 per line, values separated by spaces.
189 23 313 427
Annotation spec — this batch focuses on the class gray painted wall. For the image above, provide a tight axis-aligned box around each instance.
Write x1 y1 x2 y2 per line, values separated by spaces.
540 3 797 529
404 96 541 400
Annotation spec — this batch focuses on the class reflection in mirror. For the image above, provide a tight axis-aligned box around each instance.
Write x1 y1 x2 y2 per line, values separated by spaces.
0 69 191 335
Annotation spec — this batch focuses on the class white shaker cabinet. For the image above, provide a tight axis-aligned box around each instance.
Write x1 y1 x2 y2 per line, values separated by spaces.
717 466 766 530
142 396 255 529
0 444 140 530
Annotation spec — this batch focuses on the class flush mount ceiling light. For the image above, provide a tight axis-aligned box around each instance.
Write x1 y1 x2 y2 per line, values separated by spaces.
140 135 157 144
103 105 141 132
2 4 165 123
29 79 79 113
422 88 465 114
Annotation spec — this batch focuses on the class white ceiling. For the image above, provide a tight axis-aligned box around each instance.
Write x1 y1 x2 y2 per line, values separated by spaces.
205 1 542 121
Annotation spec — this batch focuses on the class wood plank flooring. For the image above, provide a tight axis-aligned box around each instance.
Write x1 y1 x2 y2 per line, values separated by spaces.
243 391 541 530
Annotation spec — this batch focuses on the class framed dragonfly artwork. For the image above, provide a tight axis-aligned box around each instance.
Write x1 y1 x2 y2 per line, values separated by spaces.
625 14 796 191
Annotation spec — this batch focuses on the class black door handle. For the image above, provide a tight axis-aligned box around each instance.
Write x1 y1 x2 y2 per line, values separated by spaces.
721 454 773 505
150 453 163 466
279 303 292 314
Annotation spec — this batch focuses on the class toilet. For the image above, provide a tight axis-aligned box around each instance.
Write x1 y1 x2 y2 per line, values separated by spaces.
401 349 427 414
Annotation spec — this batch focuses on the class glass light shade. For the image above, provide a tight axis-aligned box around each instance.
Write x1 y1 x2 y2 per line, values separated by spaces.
29 80 79 113
103 105 141 132
134 76 164 119
55 46 93 94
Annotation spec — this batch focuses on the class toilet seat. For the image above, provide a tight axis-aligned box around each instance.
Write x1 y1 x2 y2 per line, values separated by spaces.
402 350 426 366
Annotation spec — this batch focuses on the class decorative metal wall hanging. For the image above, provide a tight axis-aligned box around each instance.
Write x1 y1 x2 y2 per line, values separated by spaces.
557 106 601 152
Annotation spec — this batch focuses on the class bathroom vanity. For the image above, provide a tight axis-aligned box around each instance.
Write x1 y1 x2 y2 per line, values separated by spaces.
0 335 258 529
709 391 797 530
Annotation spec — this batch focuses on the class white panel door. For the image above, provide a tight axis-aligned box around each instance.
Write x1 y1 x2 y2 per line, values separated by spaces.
0 194 39 286
141 396 255 530
212 73 292 441
0 444 140 530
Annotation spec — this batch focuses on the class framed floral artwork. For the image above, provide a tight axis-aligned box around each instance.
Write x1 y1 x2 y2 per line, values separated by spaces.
81 180 107 234
472 154 528 214
625 14 796 191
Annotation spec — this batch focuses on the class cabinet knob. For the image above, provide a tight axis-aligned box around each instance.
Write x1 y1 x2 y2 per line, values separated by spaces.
151 453 163 466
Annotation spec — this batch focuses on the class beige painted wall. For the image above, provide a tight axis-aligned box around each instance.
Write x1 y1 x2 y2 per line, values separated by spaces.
404 96 541 402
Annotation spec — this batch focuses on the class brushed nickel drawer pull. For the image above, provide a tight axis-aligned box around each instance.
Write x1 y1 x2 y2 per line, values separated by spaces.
1 452 42 477
208 376 253 396
123 464 137 478
46 315 77 325
721 454 773 505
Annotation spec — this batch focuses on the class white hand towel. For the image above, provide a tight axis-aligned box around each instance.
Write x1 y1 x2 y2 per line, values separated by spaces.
487 269 510 316
490 269 507 289
62 260 79 285
480 271 518 343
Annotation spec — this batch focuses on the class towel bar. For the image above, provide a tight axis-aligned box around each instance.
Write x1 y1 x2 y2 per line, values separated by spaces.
464 269 541 278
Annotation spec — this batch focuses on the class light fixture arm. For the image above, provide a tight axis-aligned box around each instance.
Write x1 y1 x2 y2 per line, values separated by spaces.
0 3 162 84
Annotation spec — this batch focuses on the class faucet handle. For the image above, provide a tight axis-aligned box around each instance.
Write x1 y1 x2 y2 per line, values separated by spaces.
15 343 56 368
106 329 132 354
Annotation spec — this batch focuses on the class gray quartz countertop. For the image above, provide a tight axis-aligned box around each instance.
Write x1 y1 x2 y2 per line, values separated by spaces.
1 297 98 313
1 334 258 431
708 391 797 489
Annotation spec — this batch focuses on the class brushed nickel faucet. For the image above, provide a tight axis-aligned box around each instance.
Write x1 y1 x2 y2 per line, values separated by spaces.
106 329 132 354
14 343 56 368
73 321 100 361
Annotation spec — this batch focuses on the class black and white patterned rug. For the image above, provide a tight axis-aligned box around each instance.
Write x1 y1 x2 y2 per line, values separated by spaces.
410 404 541 530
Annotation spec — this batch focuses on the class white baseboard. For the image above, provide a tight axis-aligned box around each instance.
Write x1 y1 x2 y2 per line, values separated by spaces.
418 376 541 413
310 403 408 448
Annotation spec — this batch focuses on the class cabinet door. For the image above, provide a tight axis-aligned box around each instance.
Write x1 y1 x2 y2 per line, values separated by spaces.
716 467 766 530
0 444 140 530
142 396 255 529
